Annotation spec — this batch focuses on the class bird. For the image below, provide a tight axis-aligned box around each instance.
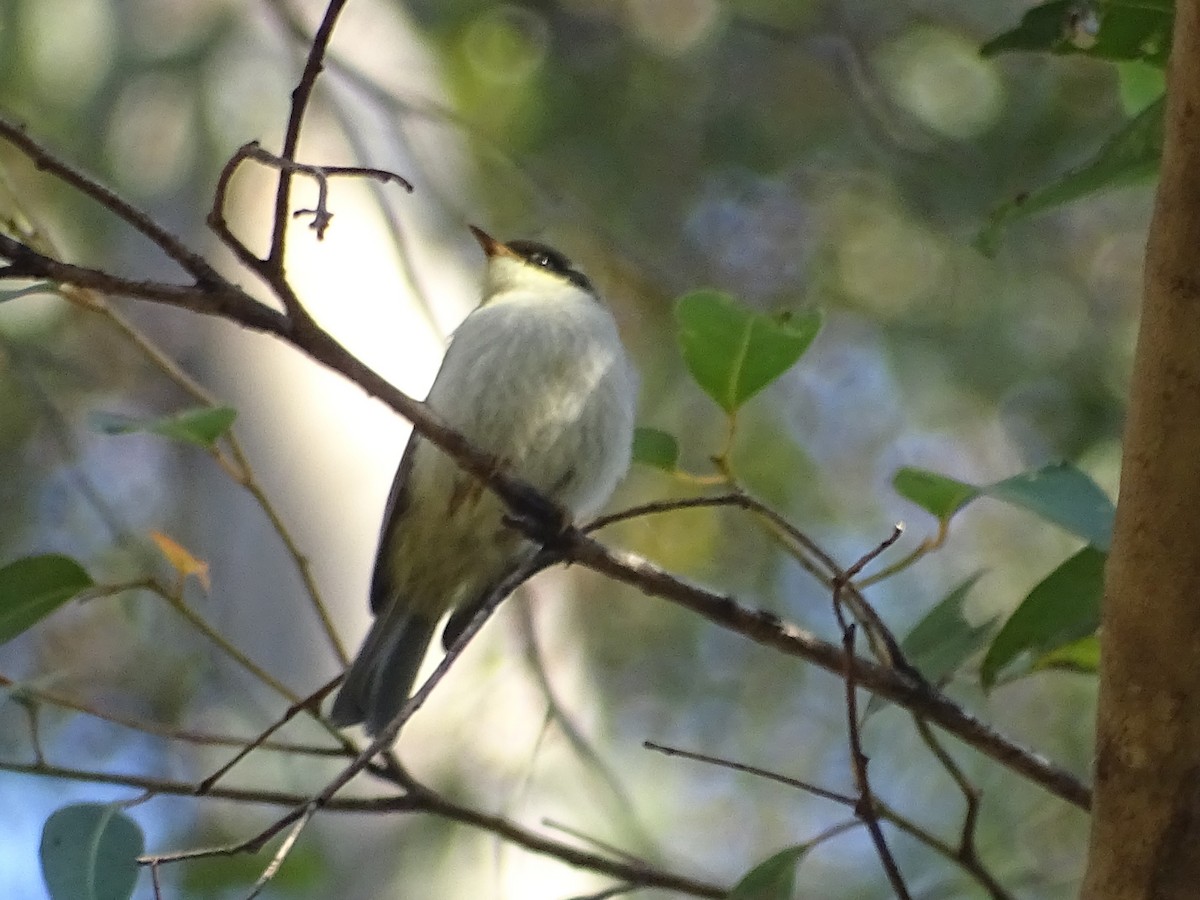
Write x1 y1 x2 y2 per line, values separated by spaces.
329 225 638 736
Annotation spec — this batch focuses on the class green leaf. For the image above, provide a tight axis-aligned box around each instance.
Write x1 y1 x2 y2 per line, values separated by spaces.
901 574 998 684
676 290 821 413
892 467 979 523
180 839 325 894
0 554 93 644
728 844 811 900
981 546 1106 688
1118 60 1167 114
977 96 1164 253
984 462 1115 551
893 462 1114 548
1032 634 1101 674
91 406 238 448
632 427 680 471
982 0 1173 66
40 803 144 900
0 281 56 303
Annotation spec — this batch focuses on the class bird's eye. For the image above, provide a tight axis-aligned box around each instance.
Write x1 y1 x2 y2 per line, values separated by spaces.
531 253 552 268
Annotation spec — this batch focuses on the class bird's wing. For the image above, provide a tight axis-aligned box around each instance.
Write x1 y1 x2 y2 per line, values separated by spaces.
369 430 419 614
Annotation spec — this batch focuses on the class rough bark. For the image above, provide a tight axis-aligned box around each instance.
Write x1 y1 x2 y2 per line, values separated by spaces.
1081 5 1200 898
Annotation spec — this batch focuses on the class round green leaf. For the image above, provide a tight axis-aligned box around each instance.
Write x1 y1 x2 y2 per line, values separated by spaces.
40 803 144 900
676 290 821 413
981 546 1106 689
0 554 93 644
631 427 680 471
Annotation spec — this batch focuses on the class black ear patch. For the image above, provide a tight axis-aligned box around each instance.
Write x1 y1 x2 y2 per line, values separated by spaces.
506 239 594 293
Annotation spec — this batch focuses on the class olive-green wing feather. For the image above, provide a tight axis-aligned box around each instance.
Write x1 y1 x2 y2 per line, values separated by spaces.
370 431 419 614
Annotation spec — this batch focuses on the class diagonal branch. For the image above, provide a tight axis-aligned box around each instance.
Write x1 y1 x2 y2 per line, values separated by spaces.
569 532 1091 810
0 758 724 897
0 116 225 285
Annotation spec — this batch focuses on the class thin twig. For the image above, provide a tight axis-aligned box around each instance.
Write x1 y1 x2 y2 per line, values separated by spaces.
246 802 317 899
74 294 350 666
0 756 722 896
566 534 1091 810
143 551 559 866
0 116 225 284
0 674 344 758
0 233 284 329
542 819 649 867
643 741 854 806
643 739 1013 898
841 623 911 899
914 717 979 853
830 524 905 632
197 677 345 795
269 0 352 269
237 141 412 240
516 594 653 849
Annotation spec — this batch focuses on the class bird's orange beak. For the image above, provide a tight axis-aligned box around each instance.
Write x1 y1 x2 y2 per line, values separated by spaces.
468 225 515 258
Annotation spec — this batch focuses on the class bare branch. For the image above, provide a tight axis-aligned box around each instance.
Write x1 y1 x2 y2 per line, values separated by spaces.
269 0 350 267
570 534 1090 810
196 677 345 795
642 739 1014 899
0 115 225 285
247 802 317 899
841 622 911 898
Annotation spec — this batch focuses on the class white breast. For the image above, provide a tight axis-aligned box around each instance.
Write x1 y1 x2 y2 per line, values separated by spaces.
427 283 637 518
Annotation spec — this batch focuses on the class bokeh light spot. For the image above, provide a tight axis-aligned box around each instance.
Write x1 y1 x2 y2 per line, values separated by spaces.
627 0 723 57
21 0 115 106
105 75 197 196
835 204 949 316
462 5 550 86
875 26 1004 140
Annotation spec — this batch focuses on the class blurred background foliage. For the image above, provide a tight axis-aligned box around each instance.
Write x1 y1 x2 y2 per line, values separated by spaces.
0 0 1152 897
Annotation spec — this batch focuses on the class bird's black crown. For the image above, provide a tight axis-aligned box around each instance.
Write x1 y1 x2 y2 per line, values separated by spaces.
507 239 594 294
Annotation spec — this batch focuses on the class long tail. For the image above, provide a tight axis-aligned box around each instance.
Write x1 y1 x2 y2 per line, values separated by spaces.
329 611 436 736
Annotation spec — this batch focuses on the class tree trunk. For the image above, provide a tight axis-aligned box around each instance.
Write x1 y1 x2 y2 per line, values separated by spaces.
1082 5 1200 899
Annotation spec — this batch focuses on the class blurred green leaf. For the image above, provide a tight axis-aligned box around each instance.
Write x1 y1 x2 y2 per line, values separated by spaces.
0 282 56 303
1118 59 1167 114
0 554 93 644
981 546 1106 688
1033 634 1101 674
91 406 238 448
40 803 144 900
892 467 979 522
676 290 821 413
632 427 680 471
978 95 1163 253
728 844 811 900
982 0 1173 66
985 462 1115 550
894 462 1113 547
902 574 997 684
180 839 325 896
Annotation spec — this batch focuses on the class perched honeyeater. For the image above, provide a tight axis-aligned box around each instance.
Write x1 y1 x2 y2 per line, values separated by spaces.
329 226 638 736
